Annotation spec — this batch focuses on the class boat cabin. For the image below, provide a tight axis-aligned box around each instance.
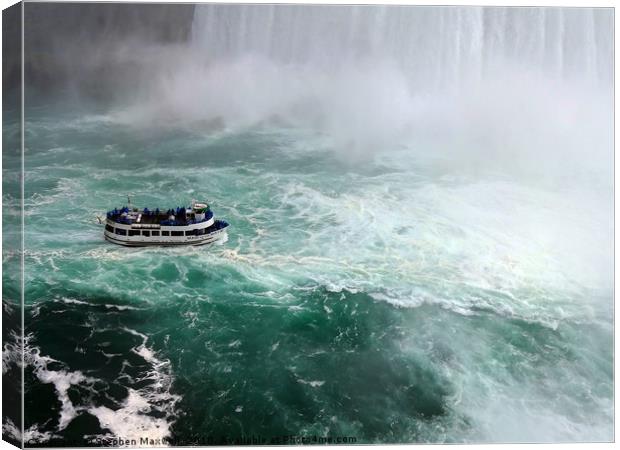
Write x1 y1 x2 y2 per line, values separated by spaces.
104 201 229 246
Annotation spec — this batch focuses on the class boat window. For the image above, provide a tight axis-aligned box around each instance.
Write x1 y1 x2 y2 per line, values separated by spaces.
152 231 160 236
185 230 196 236
196 228 205 235
142 230 150 237
171 231 183 237
161 231 170 236
128 230 140 236
115 228 127 236
105 224 114 232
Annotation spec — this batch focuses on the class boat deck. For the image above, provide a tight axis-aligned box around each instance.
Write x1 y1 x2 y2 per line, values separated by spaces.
107 208 214 227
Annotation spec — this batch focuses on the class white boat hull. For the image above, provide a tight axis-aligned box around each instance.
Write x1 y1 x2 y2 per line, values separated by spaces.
104 216 229 247
104 228 228 247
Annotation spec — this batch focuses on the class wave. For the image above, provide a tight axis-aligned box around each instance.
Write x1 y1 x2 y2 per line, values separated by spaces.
88 327 181 445
2 332 97 440
2 418 60 445
3 323 181 446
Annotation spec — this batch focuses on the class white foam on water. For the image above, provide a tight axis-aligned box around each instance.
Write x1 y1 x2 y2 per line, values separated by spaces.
87 327 182 445
24 177 84 211
444 362 614 443
103 304 142 311
57 297 90 306
50 297 143 312
297 379 326 388
24 426 60 444
228 340 241 348
7 325 181 446
36 368 94 430
2 418 21 443
89 389 173 445
243 162 612 329
2 330 22 375
7 334 99 440
47 146 73 154
0 419 53 445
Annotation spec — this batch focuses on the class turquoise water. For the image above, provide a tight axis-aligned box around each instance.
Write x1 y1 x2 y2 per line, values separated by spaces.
2 105 613 445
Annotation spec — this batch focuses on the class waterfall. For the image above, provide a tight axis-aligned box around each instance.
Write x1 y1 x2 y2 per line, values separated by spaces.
121 4 612 173
190 5 613 91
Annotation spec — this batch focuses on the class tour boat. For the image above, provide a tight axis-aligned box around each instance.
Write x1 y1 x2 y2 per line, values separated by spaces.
103 199 229 247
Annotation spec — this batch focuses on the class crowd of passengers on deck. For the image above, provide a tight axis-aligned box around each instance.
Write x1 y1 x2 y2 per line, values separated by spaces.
107 206 213 226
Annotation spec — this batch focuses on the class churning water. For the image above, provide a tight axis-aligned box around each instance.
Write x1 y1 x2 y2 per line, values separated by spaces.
2 5 613 445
